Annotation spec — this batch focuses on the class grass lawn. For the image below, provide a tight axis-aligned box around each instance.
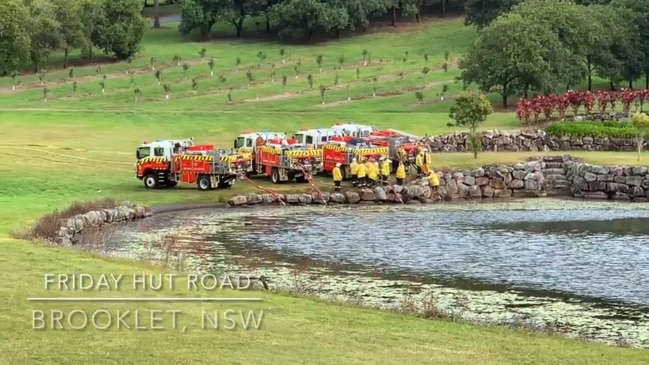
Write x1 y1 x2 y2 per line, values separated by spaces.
1 16 648 364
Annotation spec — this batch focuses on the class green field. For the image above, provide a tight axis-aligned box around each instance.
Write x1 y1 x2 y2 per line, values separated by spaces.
1 16 649 363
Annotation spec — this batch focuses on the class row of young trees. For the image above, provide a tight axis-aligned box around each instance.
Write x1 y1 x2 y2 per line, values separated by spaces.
0 0 148 75
179 0 454 40
458 0 649 108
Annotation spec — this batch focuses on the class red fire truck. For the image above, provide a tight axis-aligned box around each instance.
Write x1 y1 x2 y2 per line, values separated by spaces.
255 138 323 183
321 136 388 179
135 139 250 190
367 130 420 170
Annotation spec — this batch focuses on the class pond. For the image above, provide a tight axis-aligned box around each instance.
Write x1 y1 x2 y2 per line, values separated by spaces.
97 198 649 348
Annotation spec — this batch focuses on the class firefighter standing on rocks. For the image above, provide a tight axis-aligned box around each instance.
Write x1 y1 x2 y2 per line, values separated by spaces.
356 158 367 188
350 158 359 187
332 163 343 192
428 170 441 200
379 156 391 185
395 161 406 186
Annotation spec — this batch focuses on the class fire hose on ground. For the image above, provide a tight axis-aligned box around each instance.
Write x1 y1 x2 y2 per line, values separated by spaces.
236 163 286 206
295 163 327 206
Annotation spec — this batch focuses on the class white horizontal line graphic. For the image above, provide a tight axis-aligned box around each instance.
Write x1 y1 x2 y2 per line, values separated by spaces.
28 297 262 302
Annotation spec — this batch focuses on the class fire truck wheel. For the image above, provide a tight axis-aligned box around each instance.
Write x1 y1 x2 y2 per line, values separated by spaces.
143 173 159 189
270 168 281 184
197 175 212 191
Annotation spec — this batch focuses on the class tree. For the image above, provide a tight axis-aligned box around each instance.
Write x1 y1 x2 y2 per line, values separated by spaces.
372 76 378 97
448 91 494 159
27 0 62 73
153 0 161 28
10 71 19 91
282 75 287 91
509 0 616 91
92 0 149 59
208 58 215 76
0 0 31 75
320 84 326 104
229 0 268 38
611 0 649 88
51 0 87 69
134 87 141 102
307 74 313 89
631 112 649 161
182 63 190 78
458 13 564 108
79 0 103 60
163 83 171 99
316 55 323 73
178 0 222 40
464 0 523 29
268 0 349 41
257 51 266 65
415 91 423 104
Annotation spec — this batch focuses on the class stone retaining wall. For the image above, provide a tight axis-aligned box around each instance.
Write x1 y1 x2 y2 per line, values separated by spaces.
226 156 649 206
423 129 648 153
56 201 152 246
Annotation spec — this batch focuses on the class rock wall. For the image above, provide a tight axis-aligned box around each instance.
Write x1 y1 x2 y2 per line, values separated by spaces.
56 201 152 246
227 156 649 206
568 163 649 199
424 129 647 153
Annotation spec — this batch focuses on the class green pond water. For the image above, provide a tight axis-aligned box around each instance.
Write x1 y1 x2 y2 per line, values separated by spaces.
98 198 649 348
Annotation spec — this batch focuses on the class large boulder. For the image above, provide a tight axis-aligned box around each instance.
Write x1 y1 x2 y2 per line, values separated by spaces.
373 187 388 201
344 191 361 204
359 188 376 201
228 195 247 206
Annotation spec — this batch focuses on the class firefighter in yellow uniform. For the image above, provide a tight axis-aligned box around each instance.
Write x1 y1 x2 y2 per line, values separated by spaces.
332 163 343 192
428 170 440 199
416 148 430 177
415 151 424 177
356 158 367 188
395 161 406 186
349 158 359 187
421 148 431 175
379 156 391 186
367 158 379 187
364 158 373 187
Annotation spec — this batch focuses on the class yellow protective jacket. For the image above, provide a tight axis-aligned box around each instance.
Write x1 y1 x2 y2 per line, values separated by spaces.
396 163 406 179
367 163 379 180
356 163 367 178
415 154 423 168
349 161 359 175
332 167 343 181
380 160 391 176
428 172 440 187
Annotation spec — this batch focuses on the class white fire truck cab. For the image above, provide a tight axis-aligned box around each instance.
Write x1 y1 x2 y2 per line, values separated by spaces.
292 128 339 147
135 138 194 161
330 122 378 138
234 131 287 151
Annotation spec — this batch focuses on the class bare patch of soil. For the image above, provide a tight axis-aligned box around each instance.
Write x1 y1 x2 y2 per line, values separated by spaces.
244 92 299 102
318 99 352 108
